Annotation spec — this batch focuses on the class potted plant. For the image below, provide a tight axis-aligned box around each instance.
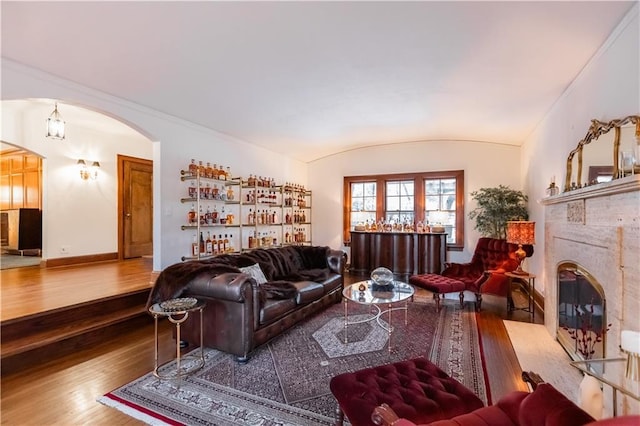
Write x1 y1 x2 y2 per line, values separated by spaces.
468 185 529 239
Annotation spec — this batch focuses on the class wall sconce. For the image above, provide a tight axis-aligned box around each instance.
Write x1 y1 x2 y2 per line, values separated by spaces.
621 330 640 381
78 159 100 180
506 220 536 275
46 102 66 140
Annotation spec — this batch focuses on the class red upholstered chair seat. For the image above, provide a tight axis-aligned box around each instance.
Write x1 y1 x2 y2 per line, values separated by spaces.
329 357 484 426
408 274 465 312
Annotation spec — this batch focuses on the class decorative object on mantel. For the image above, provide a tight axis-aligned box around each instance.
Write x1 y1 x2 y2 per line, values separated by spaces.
506 220 535 275
468 185 529 239
546 177 560 197
564 115 640 192
621 329 640 381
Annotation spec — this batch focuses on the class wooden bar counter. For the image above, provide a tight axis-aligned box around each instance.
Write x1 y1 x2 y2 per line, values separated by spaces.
350 231 446 280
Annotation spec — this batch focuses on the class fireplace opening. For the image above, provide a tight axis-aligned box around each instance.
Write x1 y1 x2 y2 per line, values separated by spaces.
557 262 608 363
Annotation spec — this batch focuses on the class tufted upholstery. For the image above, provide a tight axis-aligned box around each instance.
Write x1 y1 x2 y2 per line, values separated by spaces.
329 357 484 426
408 274 465 312
441 238 533 311
373 383 609 426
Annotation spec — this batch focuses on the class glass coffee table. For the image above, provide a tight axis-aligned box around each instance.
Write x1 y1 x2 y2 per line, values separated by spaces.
342 280 415 353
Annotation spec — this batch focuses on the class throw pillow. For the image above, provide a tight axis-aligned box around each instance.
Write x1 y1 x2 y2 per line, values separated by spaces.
239 263 268 285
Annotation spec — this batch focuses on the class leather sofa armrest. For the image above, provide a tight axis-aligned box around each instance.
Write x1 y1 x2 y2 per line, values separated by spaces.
186 272 255 302
327 249 347 275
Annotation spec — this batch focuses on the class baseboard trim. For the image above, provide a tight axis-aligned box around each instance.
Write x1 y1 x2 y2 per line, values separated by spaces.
46 252 118 267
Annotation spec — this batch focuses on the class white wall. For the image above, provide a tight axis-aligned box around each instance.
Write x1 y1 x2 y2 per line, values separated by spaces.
521 4 639 296
2 60 308 270
309 140 521 264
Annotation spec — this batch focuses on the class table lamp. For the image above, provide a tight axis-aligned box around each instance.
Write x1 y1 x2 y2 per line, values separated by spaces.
506 220 535 275
621 330 640 381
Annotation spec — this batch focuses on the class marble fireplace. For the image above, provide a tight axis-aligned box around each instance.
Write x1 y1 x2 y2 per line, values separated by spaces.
541 174 640 416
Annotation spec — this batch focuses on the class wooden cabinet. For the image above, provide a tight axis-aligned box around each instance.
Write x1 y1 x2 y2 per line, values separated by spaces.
1 208 42 252
0 151 42 211
350 231 446 280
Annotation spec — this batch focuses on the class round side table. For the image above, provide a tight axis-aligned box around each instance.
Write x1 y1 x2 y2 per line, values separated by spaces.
148 298 205 381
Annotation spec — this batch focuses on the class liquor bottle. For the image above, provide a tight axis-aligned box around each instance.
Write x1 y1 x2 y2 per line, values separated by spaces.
199 232 205 255
227 233 234 253
188 204 196 225
218 165 227 180
188 159 198 177
206 232 213 255
248 208 254 225
226 166 231 180
205 205 212 224
212 205 218 224
218 234 224 252
188 181 196 198
212 164 219 180
192 234 199 257
198 161 205 178
205 162 213 179
223 234 229 253
226 186 234 201
199 205 205 225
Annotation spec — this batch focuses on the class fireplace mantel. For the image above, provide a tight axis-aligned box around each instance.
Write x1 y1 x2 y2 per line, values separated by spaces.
541 172 639 416
540 175 640 206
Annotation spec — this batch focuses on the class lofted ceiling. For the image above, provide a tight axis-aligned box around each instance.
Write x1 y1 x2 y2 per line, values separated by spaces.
1 1 635 162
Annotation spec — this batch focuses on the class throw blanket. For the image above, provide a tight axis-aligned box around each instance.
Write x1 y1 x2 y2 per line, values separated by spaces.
147 260 241 306
147 259 300 307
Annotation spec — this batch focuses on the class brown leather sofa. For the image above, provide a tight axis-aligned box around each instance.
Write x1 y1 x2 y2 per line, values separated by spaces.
147 245 346 362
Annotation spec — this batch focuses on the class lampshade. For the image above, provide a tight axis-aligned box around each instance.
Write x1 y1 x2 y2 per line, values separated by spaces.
507 221 535 275
46 103 65 140
506 221 536 246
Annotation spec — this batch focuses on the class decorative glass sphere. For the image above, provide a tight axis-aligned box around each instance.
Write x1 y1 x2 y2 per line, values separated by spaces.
371 267 394 287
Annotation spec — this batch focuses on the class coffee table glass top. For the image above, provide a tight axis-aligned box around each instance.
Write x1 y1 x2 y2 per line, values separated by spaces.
343 280 414 304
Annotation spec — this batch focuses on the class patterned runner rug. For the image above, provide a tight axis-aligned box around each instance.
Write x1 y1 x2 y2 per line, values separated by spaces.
99 299 487 425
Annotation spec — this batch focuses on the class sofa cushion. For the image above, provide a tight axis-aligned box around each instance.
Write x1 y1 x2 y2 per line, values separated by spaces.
519 383 595 426
239 263 268 285
291 281 325 305
259 298 296 325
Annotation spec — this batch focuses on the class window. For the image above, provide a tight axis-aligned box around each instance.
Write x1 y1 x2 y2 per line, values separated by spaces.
343 170 464 249
349 181 377 230
385 180 414 224
424 178 457 244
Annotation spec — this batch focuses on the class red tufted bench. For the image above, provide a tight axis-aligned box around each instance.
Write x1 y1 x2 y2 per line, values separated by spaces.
408 274 465 312
329 357 484 426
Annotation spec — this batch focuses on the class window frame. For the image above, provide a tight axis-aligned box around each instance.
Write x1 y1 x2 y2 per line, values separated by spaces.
343 170 464 250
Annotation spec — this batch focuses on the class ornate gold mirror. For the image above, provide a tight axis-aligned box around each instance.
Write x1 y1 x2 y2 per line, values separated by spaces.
564 115 640 191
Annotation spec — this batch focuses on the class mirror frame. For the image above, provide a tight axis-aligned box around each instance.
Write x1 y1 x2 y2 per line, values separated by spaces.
565 115 640 192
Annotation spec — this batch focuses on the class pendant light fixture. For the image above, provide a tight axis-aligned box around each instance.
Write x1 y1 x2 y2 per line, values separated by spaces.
46 102 65 140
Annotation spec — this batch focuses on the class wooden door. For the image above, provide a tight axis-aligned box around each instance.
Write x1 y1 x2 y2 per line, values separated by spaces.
119 155 153 259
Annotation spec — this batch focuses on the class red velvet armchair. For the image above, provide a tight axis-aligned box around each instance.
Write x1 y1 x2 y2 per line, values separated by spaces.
442 237 533 311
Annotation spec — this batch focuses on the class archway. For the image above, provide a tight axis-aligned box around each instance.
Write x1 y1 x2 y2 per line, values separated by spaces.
1 99 154 267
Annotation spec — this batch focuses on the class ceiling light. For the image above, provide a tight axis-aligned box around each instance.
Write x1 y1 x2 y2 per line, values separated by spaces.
46 102 65 140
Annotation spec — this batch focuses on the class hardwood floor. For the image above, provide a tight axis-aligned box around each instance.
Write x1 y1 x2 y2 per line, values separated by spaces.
0 261 541 425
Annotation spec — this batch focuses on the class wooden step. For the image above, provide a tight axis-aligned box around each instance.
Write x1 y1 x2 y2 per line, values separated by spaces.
1 289 151 360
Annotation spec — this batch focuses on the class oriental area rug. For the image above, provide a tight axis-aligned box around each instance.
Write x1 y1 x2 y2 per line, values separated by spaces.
99 300 488 426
